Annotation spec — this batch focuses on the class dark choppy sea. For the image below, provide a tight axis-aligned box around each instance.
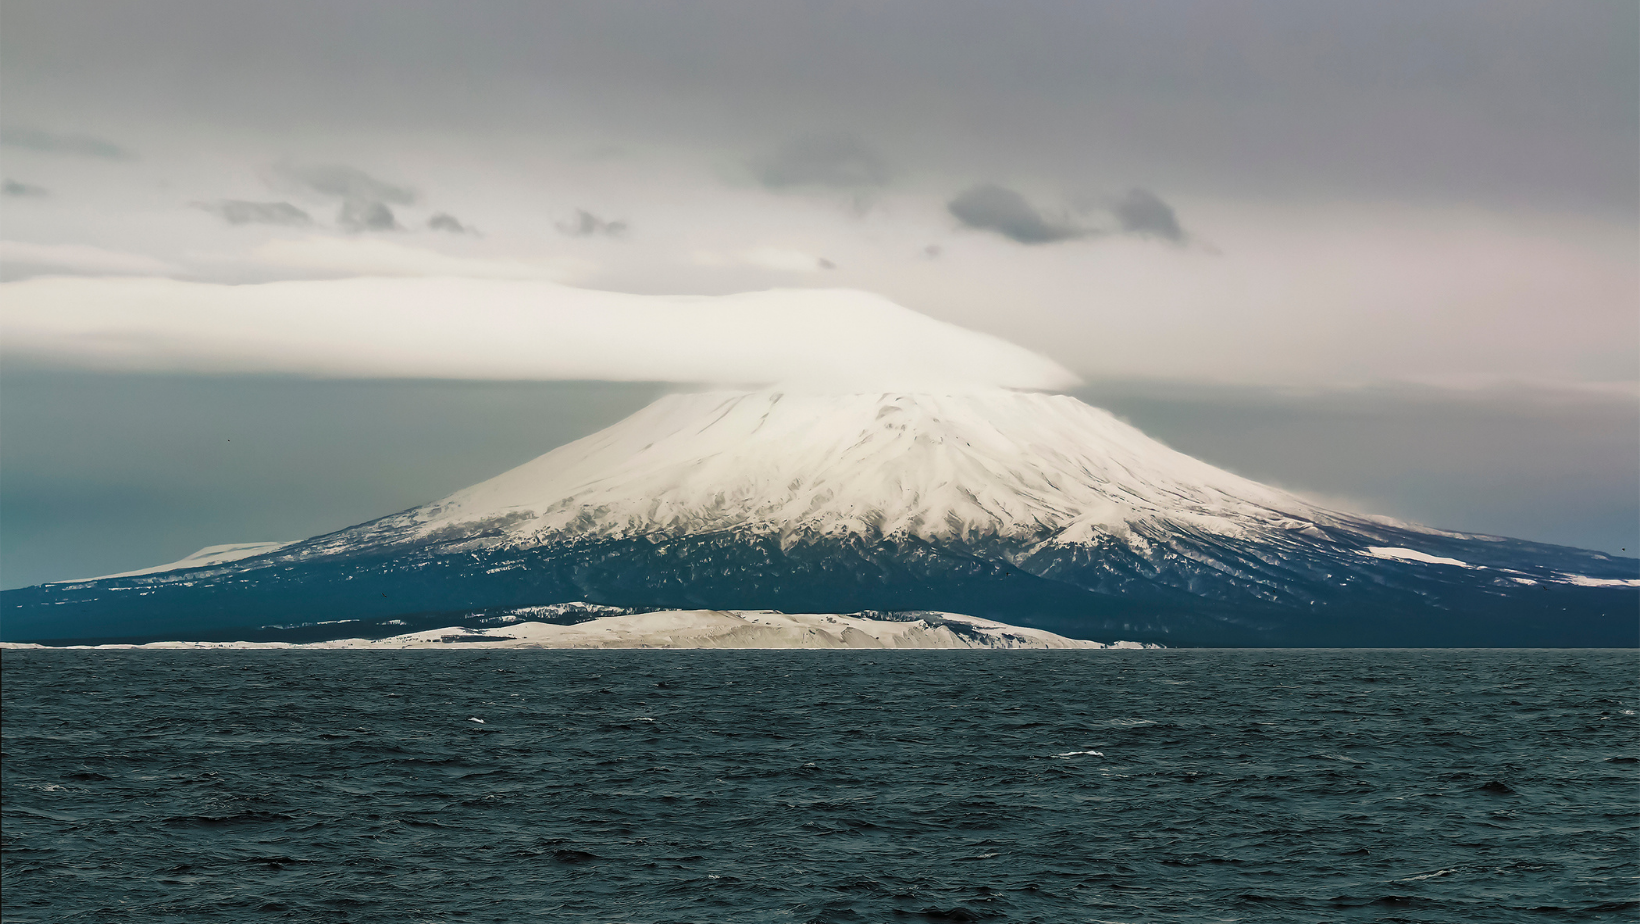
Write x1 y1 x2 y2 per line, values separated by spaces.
3 649 1636 923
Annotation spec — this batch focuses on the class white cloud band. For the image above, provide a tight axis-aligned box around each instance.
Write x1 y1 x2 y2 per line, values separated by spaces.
0 275 1078 390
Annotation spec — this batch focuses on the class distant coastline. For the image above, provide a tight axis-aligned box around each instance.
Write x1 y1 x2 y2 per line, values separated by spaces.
0 609 1157 651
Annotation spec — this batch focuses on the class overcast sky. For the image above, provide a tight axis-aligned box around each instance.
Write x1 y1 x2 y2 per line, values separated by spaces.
1 1 1635 583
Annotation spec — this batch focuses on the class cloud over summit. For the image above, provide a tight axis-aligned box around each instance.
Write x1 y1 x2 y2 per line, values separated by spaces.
0 276 1077 390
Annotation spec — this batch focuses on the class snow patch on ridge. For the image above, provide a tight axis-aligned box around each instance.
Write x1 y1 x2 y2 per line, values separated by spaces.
1354 549 1638 587
1553 574 1640 588
65 541 295 582
1360 547 1471 567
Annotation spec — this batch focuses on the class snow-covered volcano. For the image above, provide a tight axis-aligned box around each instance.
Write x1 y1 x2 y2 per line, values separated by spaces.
387 389 1330 549
5 389 1635 646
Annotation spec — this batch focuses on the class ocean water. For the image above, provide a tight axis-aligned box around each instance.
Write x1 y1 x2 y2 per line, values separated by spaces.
3 650 1636 923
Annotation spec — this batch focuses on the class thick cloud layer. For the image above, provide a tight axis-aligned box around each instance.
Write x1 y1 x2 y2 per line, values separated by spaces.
0 275 1079 390
5 2 1631 210
0 2 1629 391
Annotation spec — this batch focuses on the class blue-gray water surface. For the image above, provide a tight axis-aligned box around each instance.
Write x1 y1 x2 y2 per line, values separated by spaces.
3 649 1636 922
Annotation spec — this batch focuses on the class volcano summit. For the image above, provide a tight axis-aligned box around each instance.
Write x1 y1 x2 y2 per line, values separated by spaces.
4 389 1635 646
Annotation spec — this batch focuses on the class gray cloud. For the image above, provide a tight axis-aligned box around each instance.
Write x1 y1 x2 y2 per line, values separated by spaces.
427 212 473 234
268 163 415 233
557 209 627 238
953 184 1191 246
948 184 1086 244
337 199 401 232
753 133 891 190
0 126 132 160
2 4 1632 212
276 163 416 206
3 179 49 198
1112 188 1185 243
197 199 312 227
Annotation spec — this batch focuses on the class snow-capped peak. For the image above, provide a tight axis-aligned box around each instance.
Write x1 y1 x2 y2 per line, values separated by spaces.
399 388 1335 549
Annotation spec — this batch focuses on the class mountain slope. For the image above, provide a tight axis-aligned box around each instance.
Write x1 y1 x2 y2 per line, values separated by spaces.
399 389 1323 547
5 389 1634 645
